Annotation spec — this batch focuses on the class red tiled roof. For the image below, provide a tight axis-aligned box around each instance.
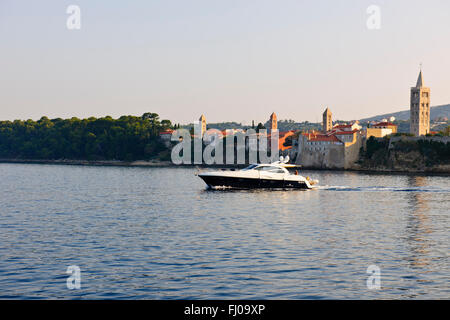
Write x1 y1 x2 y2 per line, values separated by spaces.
333 124 352 129
308 134 341 142
278 131 295 151
334 129 358 135
278 130 295 138
373 122 396 127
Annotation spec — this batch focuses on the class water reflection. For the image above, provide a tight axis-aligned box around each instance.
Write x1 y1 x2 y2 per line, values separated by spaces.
405 176 433 269
1 164 448 299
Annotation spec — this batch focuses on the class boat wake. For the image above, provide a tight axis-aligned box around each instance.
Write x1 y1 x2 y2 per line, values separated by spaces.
317 185 449 193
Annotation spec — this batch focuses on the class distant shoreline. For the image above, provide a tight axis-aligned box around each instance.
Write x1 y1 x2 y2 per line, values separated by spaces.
0 158 173 167
1 158 449 175
0 159 246 168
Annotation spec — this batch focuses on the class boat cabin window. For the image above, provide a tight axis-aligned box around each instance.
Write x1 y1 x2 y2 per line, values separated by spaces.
242 164 258 171
254 166 285 173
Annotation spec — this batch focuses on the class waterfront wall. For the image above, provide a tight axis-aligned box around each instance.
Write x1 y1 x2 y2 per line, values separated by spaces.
344 134 363 169
295 132 363 169
296 141 345 169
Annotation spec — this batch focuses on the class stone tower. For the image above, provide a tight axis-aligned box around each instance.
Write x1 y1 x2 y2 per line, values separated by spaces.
410 70 430 136
322 107 332 132
199 114 206 137
269 112 277 132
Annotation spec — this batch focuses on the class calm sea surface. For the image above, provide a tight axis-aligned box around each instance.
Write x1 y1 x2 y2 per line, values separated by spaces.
0 163 448 299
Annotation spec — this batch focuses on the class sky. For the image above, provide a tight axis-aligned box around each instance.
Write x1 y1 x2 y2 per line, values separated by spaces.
1 0 450 125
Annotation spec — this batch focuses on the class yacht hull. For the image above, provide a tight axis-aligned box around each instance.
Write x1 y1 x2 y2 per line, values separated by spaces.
199 174 310 189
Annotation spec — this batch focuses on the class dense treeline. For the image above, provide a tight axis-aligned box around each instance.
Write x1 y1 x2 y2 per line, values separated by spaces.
0 113 173 161
359 136 450 169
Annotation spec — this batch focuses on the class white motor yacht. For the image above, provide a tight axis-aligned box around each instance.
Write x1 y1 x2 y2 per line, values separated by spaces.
197 157 318 190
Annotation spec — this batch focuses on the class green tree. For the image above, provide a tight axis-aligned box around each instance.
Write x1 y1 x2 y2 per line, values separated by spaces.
0 114 171 161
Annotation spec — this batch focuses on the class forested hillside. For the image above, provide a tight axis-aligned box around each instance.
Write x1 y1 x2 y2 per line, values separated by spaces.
0 113 172 161
358 136 450 172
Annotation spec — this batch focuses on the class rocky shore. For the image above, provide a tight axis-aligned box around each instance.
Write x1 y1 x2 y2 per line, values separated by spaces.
1 158 449 174
350 163 450 174
0 159 173 167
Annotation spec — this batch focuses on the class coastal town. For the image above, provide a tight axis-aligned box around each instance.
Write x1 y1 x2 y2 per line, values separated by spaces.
2 1 450 304
159 70 450 171
0 70 448 172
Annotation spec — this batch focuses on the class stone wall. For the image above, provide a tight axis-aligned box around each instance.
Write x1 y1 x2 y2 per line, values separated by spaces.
294 132 363 169
343 132 363 169
295 135 344 168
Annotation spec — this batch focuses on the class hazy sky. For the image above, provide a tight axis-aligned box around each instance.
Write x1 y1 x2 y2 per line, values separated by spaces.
1 0 449 124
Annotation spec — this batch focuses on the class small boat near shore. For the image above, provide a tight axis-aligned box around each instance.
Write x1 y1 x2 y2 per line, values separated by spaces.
197 157 318 190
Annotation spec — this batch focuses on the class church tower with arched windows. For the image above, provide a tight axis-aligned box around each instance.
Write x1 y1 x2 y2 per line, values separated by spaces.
322 107 332 133
410 70 430 136
269 112 277 132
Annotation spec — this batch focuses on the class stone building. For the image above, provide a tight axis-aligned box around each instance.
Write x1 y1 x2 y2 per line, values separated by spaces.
332 122 362 132
372 121 397 133
322 107 332 132
295 128 362 169
410 70 431 136
269 112 277 132
365 121 398 138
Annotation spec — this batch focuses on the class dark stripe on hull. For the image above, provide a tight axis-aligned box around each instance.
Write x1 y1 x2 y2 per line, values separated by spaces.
199 175 310 189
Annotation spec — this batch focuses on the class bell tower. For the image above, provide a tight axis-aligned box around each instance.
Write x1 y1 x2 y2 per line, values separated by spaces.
269 112 277 132
199 114 206 137
322 107 332 132
410 70 430 136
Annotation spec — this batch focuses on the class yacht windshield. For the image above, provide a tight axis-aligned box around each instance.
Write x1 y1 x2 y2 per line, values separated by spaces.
242 164 258 171
255 166 285 173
